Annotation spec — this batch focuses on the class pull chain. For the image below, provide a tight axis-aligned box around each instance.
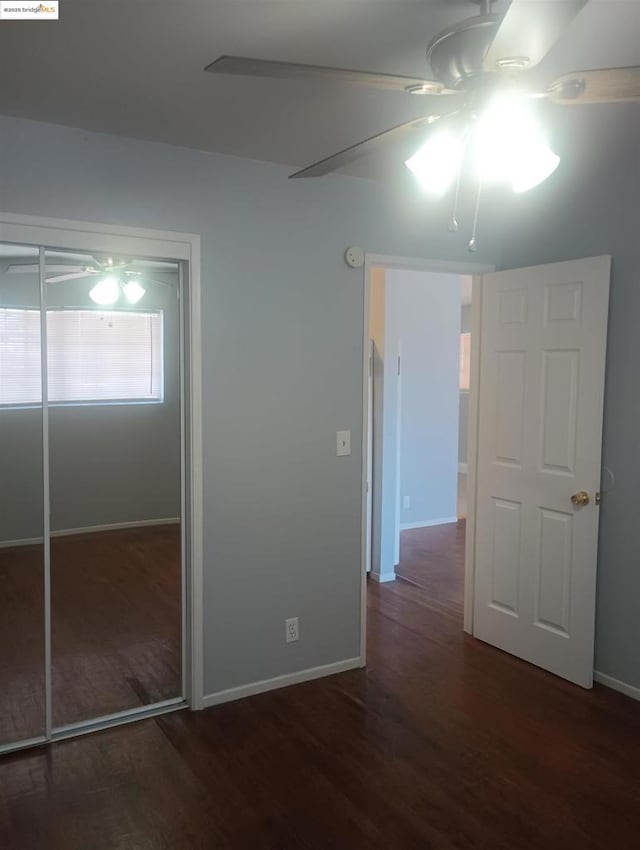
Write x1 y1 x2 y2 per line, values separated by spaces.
467 175 483 252
449 124 470 234
449 165 462 233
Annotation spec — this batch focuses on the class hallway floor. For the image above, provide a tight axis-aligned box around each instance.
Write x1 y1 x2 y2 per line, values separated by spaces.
396 520 466 620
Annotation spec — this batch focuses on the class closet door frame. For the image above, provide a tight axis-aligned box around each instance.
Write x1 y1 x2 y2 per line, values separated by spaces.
0 212 204 754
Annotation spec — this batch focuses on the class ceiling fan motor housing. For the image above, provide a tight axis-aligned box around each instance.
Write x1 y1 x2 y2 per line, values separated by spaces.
427 14 501 90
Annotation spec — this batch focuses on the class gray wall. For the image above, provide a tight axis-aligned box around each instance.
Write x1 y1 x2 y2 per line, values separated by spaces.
0 114 502 695
0 264 181 542
458 303 471 467
499 108 640 690
390 270 461 527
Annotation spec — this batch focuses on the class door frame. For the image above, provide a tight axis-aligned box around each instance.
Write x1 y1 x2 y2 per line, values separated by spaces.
360 254 494 662
0 211 204 751
366 339 373 573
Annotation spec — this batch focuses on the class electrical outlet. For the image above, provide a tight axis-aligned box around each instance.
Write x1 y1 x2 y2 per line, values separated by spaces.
403 495 411 510
285 617 299 643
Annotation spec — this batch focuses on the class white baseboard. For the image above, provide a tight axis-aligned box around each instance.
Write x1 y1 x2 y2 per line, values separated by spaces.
458 463 468 474
0 535 43 549
400 516 458 531
594 670 640 702
52 517 180 538
0 517 180 549
369 571 396 583
201 657 362 709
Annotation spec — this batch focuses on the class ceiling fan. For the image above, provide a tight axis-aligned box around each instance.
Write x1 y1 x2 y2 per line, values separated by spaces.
5 255 172 305
204 0 640 185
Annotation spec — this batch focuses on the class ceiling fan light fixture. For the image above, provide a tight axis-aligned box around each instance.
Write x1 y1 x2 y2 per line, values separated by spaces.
404 82 443 95
495 56 531 70
509 143 560 193
471 94 558 192
122 279 146 304
472 94 527 183
405 131 465 196
89 275 120 306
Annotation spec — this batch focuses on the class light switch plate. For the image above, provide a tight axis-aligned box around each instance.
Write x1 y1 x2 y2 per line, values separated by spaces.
336 429 351 457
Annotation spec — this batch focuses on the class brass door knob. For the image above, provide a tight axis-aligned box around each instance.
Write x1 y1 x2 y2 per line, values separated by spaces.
571 490 590 506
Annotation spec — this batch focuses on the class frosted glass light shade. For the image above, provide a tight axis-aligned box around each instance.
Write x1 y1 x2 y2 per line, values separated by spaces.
473 94 560 192
405 131 465 196
89 275 120 305
510 144 560 192
123 280 146 304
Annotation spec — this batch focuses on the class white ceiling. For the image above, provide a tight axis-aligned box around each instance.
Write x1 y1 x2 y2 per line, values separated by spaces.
0 245 38 258
0 0 638 177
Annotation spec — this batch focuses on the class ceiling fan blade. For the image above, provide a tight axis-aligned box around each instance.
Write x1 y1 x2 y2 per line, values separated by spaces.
289 115 443 179
6 263 81 275
46 272 94 283
5 263 39 274
483 0 588 72
547 66 640 104
145 277 174 289
129 259 179 271
205 55 453 96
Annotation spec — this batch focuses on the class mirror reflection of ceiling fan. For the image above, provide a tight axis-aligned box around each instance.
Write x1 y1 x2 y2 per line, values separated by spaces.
5 255 173 305
205 0 639 244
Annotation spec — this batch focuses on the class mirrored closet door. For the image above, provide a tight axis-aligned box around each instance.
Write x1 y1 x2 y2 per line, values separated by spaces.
0 245 46 749
0 242 185 752
45 250 183 729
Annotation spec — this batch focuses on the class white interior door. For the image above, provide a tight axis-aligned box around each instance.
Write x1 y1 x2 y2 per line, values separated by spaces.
473 256 610 688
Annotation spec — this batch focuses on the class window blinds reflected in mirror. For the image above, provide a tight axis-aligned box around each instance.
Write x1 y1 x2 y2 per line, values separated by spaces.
46 309 163 403
0 308 163 405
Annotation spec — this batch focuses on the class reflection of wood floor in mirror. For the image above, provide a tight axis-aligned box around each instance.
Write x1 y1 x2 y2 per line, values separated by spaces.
0 525 181 744
0 543 45 744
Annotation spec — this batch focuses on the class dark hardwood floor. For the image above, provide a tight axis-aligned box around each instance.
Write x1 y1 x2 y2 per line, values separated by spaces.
396 520 466 619
1 525 639 849
0 524 181 743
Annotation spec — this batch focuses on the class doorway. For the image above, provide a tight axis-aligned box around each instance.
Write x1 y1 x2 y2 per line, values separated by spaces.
362 258 488 633
0 214 203 754
361 253 611 689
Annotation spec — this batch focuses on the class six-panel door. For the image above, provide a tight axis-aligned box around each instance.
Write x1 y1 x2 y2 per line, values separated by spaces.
473 256 611 688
